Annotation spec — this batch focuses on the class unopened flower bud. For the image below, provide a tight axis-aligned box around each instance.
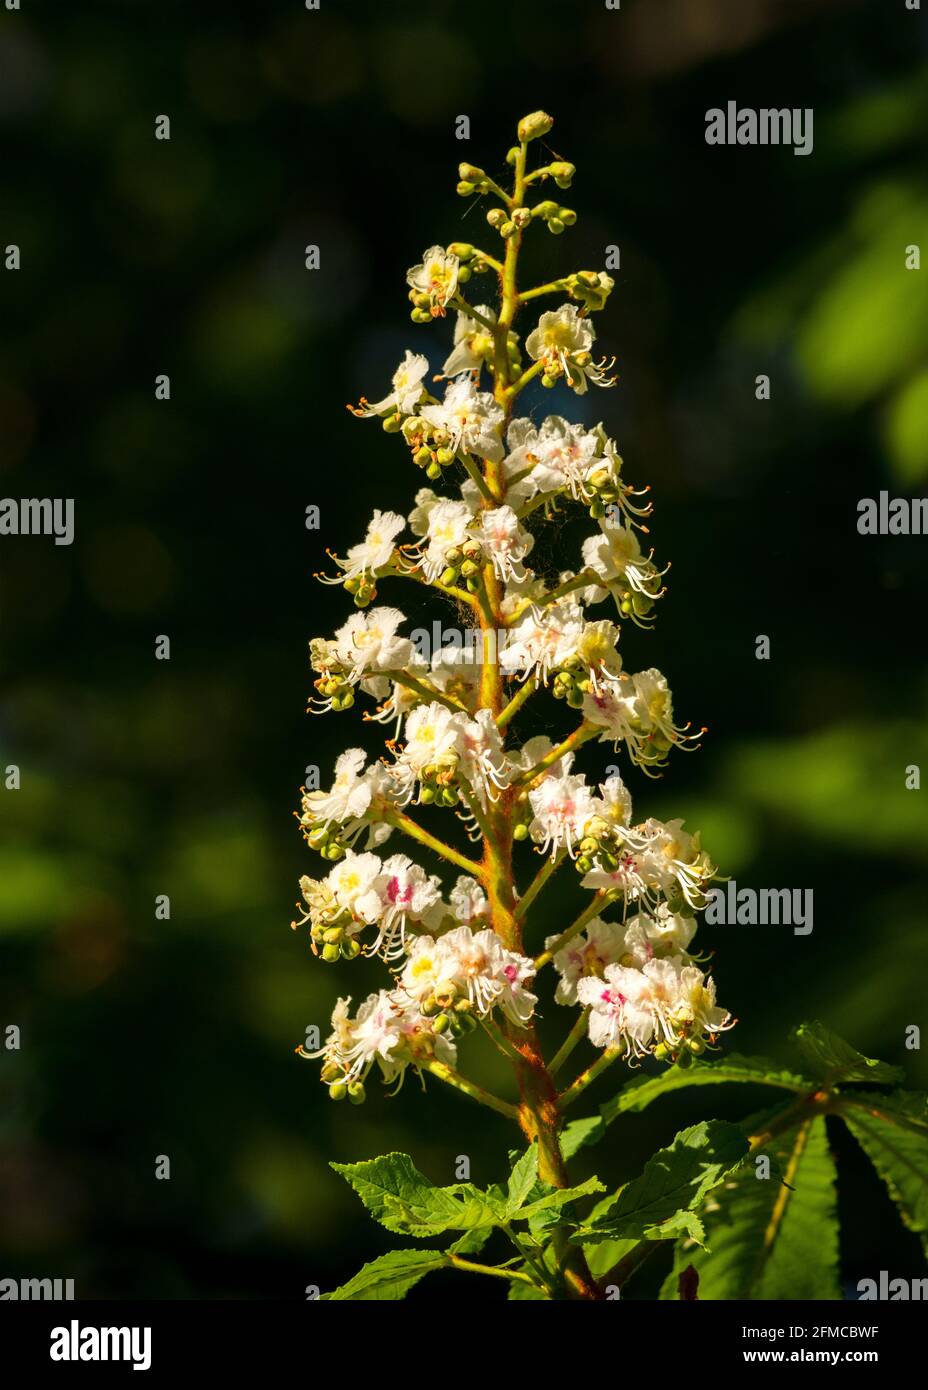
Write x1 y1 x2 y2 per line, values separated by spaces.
518 110 554 143
347 1081 366 1105
322 944 341 963
328 1081 348 1101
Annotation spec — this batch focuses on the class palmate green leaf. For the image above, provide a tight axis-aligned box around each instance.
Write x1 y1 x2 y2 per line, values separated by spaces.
840 1091 928 1256
507 1278 549 1300
793 1020 903 1086
560 1055 810 1157
573 1120 750 1246
331 1153 504 1237
322 1249 448 1300
660 1116 840 1300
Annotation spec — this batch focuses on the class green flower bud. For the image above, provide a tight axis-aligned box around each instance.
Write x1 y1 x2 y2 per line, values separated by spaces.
341 938 361 960
486 208 506 228
653 1042 671 1063
324 842 345 862
458 163 486 182
433 1013 450 1034
513 823 529 841
439 566 459 587
675 1048 693 1070
457 180 475 196
382 412 402 433
566 686 585 708
445 546 463 564
541 373 557 388
499 220 517 239
435 447 455 466
512 207 532 229
460 558 479 578
688 1038 706 1055
447 242 475 259
322 926 343 946
466 577 481 592
518 110 554 142
550 160 575 184
426 462 442 481
347 1081 366 1105
328 1080 348 1101
457 264 472 284
320 1063 341 1084
505 145 520 165
589 498 606 520
575 855 593 874
558 207 577 226
579 836 599 854
414 446 432 467
531 200 559 219
418 785 436 804
411 308 431 324
547 217 565 235
420 996 439 1018
321 944 341 963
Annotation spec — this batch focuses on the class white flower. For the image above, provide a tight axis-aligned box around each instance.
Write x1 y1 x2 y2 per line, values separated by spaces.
420 499 475 582
303 749 374 829
546 916 628 1005
407 487 442 537
458 708 510 805
367 853 445 960
407 245 460 315
574 619 624 693
449 875 489 925
420 378 505 463
576 964 657 1056
351 351 429 417
327 850 385 925
398 701 466 784
475 505 533 582
529 762 599 858
308 991 456 1088
324 510 405 584
437 926 538 1025
581 523 663 603
504 415 605 502
443 305 496 377
500 602 585 685
525 304 615 393
334 607 414 681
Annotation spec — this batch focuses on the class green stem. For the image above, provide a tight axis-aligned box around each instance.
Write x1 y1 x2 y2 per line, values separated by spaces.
382 807 485 879
534 892 610 968
461 452 501 505
426 1060 519 1120
515 850 564 921
518 278 567 302
382 670 470 715
511 722 596 787
448 1254 537 1285
496 677 537 730
558 1048 622 1110
549 1009 590 1077
449 295 496 330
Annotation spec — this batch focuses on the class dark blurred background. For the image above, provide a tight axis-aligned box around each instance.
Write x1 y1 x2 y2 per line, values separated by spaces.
1 0 926 1300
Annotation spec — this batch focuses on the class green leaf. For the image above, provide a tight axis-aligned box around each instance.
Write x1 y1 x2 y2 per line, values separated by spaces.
646 1209 707 1247
518 1174 605 1222
574 1120 750 1245
561 1055 810 1156
660 1116 840 1300
505 1145 539 1214
561 1116 606 1159
331 1153 503 1237
841 1092 928 1256
793 1021 903 1086
447 1227 492 1257
322 1249 448 1300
